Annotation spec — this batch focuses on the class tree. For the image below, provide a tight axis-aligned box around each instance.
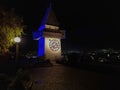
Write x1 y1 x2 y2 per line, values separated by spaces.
0 8 24 55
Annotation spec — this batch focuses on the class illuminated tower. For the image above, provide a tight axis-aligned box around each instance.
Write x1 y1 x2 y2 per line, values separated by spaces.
33 2 65 60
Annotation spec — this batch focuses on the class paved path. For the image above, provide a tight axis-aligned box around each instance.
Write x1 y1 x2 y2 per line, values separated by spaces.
29 62 120 90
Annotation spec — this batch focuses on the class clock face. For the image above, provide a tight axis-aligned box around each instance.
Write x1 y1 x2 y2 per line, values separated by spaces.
49 39 60 51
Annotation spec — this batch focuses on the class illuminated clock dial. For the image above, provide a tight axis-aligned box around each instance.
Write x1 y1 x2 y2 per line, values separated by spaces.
49 39 60 51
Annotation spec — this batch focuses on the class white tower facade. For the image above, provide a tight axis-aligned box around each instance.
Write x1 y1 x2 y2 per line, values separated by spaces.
33 2 65 61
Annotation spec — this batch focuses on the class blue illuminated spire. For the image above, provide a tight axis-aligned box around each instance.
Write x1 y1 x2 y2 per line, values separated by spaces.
38 1 59 31
38 2 51 31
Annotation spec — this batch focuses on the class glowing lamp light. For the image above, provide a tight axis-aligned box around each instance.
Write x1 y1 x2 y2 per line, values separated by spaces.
14 37 21 43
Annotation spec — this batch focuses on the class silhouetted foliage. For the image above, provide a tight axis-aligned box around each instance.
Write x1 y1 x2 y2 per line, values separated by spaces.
0 8 24 55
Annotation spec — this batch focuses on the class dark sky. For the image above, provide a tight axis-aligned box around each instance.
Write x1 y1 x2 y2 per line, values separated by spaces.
1 0 120 50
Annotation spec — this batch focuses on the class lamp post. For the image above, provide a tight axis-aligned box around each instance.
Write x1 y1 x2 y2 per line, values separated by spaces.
14 37 21 61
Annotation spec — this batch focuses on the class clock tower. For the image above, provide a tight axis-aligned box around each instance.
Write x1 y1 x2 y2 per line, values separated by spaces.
33 2 65 60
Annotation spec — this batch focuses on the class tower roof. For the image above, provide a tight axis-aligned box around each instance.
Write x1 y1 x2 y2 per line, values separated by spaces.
38 2 59 31
46 8 59 26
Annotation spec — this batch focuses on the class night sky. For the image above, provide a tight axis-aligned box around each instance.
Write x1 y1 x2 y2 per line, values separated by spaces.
1 0 120 51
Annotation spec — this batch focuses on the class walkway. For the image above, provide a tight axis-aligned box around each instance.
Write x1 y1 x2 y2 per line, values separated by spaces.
29 62 120 90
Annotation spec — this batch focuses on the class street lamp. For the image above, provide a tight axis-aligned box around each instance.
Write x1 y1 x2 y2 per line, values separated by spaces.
14 37 21 61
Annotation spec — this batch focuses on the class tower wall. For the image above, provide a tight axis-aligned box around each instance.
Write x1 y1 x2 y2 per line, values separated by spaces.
45 37 62 60
38 37 45 56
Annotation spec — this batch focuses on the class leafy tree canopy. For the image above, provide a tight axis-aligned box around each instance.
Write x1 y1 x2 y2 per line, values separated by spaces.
0 8 24 55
